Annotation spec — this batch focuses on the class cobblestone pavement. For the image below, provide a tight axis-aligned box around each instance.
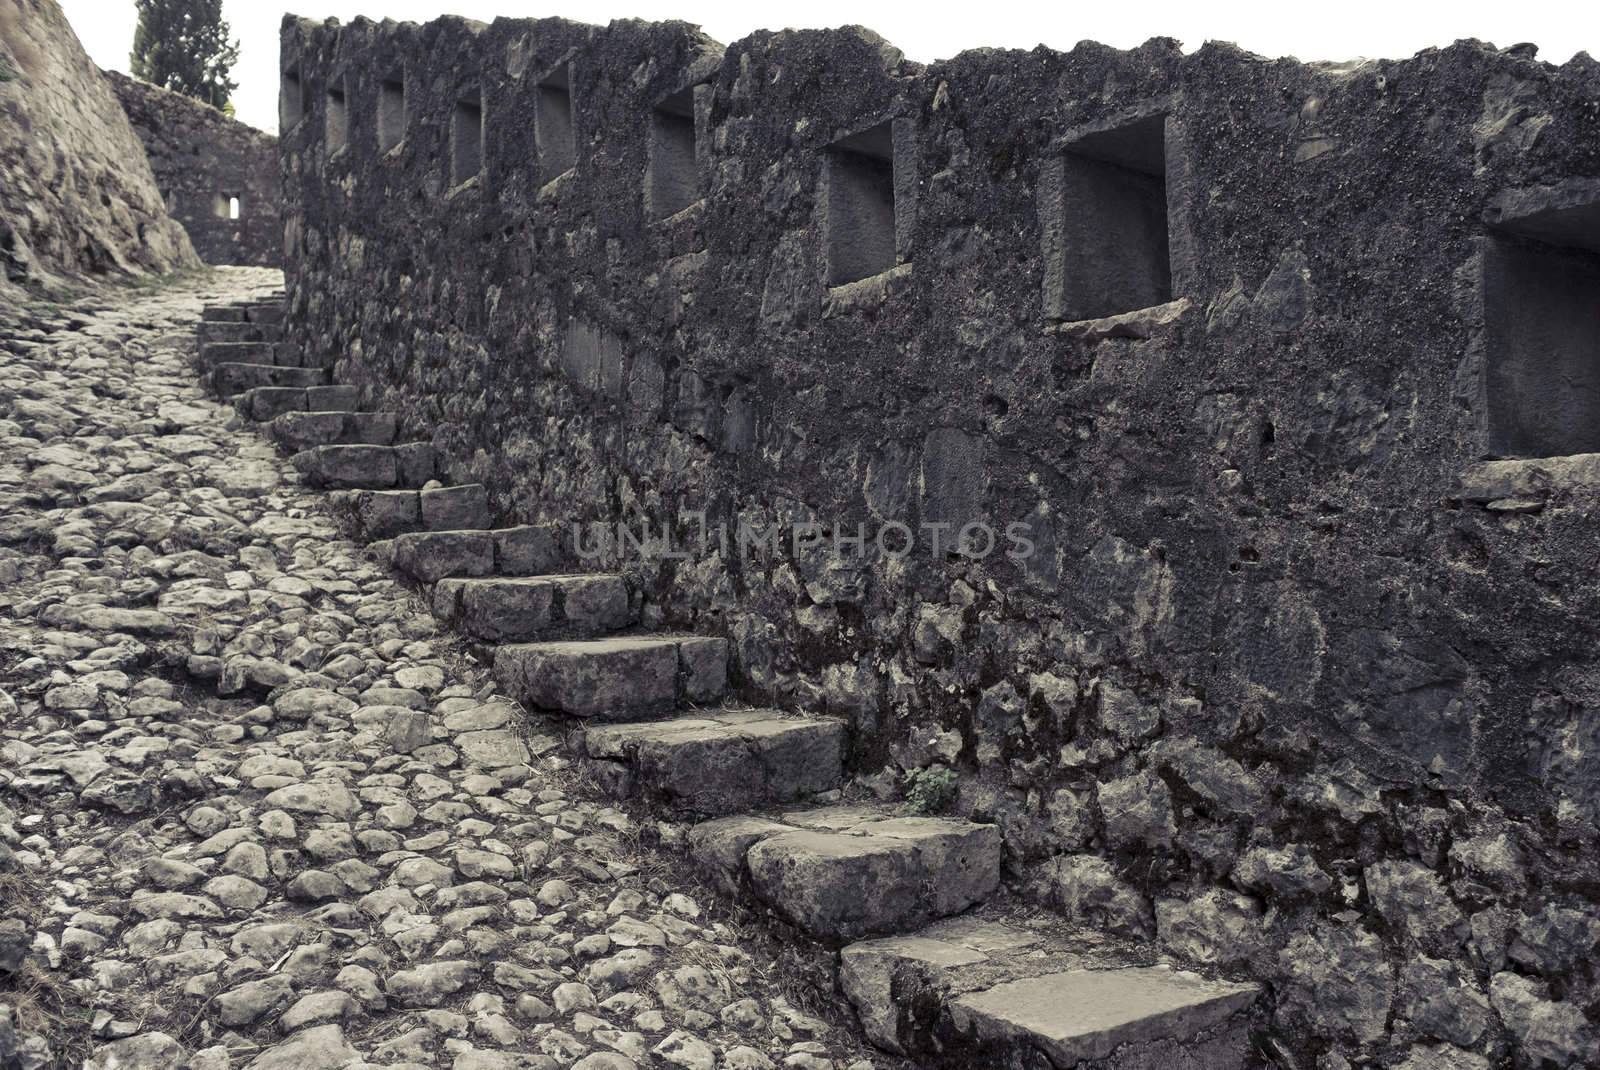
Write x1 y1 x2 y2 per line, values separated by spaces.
0 269 884 1070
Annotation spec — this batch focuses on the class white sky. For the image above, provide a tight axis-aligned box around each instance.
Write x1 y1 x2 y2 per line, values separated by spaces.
60 0 1600 134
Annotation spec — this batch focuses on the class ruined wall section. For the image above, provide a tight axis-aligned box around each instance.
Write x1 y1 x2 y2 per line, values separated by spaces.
107 71 282 267
0 0 196 294
281 12 1600 1066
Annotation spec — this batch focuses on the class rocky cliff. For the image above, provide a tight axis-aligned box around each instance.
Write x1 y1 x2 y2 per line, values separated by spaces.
0 0 196 296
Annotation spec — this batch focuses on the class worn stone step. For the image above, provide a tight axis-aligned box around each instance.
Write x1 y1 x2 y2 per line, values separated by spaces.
200 341 298 370
384 524 563 583
584 709 846 816
432 574 631 642
291 443 436 489
235 385 362 422
197 320 282 345
201 304 249 322
210 363 330 398
245 302 286 324
271 411 399 451
493 635 728 720
329 484 492 540
688 805 1000 941
839 914 1261 1066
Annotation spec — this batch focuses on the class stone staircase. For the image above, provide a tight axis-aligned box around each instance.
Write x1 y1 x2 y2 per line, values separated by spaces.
194 295 1264 1068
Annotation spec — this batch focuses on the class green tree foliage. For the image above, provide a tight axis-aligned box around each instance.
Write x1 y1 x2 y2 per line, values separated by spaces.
129 0 238 109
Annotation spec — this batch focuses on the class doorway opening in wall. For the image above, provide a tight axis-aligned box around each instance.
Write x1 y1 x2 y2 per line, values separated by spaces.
326 77 349 153
211 194 240 220
1045 112 1172 321
649 86 697 219
280 63 306 132
229 196 240 221
1482 185 1600 457
824 121 898 287
451 91 484 188
379 71 406 153
536 64 576 181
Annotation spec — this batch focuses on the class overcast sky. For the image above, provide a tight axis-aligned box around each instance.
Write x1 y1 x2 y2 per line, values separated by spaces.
61 0 1600 133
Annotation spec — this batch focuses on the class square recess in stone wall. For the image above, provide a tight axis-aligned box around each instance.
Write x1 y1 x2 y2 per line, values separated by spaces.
325 76 349 154
378 71 406 153
823 119 916 288
1043 112 1172 322
648 86 698 220
1482 180 1600 458
451 91 484 189
280 63 307 133
536 64 576 182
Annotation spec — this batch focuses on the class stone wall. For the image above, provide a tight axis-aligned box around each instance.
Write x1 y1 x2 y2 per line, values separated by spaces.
0 0 195 294
107 71 281 268
279 12 1600 1067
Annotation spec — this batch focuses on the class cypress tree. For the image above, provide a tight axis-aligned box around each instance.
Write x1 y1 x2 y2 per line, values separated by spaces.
129 0 238 110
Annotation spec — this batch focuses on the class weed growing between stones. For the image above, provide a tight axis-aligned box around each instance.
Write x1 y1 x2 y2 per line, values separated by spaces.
903 766 959 814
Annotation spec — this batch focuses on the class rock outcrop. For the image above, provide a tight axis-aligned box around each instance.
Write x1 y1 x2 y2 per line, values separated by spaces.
0 0 196 295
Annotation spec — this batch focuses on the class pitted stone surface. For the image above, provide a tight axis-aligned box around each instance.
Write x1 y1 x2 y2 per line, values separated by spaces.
0 270 884 1070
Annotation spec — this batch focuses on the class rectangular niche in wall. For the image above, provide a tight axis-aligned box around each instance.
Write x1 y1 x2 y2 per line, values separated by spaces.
451 91 484 188
1044 112 1172 321
378 71 406 152
1482 184 1600 457
280 63 306 131
536 64 577 180
325 77 348 153
823 121 906 287
648 86 698 219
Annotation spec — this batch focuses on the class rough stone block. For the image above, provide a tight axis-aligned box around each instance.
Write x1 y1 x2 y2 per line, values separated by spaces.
393 442 437 486
306 385 361 411
237 387 307 422
583 709 846 816
271 411 398 451
392 531 495 584
420 484 491 530
493 637 695 719
948 968 1258 1068
211 363 328 398
493 525 564 575
727 808 1001 940
293 445 399 489
329 489 421 541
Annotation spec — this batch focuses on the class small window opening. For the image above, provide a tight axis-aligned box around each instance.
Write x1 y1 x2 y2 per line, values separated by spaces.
451 91 484 187
325 77 348 152
536 64 576 180
824 122 898 287
1482 186 1600 457
649 86 698 219
280 64 306 132
378 71 406 152
1046 113 1172 321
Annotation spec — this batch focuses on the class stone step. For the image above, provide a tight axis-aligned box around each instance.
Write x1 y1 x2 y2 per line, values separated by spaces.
210 363 330 399
688 805 1000 941
329 484 492 540
583 709 846 817
493 635 728 720
839 914 1261 1066
291 443 436 489
197 320 282 345
384 525 563 583
431 574 631 642
271 410 399 451
235 385 362 422
199 341 299 371
245 303 286 324
201 301 284 324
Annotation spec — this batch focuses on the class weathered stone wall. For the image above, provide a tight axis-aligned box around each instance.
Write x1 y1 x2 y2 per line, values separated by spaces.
280 12 1600 1066
0 0 195 295
107 71 282 267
